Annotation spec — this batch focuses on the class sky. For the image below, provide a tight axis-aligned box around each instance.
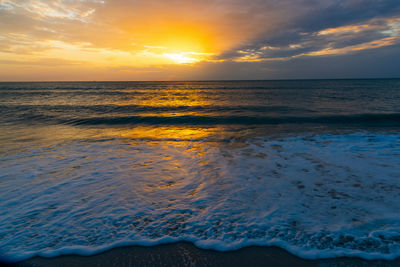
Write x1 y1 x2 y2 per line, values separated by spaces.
0 0 400 81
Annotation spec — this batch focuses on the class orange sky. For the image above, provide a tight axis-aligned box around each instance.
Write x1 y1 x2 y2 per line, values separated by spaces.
0 0 399 80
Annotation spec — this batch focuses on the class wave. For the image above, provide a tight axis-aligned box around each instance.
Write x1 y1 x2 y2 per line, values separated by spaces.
1 104 399 127
0 104 316 114
66 113 400 126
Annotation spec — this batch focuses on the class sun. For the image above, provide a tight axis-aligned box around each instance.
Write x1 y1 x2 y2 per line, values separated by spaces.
135 22 215 64
162 52 207 64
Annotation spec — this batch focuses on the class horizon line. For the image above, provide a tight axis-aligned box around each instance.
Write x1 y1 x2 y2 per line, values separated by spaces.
1 77 400 83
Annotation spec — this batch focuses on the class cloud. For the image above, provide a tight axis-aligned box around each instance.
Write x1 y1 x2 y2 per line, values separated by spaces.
231 16 400 62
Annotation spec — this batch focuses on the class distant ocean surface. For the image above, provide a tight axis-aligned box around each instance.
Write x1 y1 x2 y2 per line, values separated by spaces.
1 80 400 262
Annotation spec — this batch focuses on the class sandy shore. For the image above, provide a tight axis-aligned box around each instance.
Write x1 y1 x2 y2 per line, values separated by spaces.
7 242 399 267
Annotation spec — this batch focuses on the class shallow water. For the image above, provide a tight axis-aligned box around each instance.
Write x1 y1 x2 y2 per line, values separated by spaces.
0 80 399 261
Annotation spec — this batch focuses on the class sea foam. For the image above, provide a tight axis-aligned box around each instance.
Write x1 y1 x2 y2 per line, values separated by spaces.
0 132 399 262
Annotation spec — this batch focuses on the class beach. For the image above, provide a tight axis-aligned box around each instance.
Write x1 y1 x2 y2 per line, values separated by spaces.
16 242 400 267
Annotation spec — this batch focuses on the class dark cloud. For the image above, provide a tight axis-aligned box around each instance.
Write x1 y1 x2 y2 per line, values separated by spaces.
213 0 400 61
299 0 400 30
224 15 400 61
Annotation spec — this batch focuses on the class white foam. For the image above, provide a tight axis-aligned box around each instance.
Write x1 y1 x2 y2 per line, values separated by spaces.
1 132 400 262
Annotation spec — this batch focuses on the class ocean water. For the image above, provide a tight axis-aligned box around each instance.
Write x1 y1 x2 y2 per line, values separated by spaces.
0 80 400 262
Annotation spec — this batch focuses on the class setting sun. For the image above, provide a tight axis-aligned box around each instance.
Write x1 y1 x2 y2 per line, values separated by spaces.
162 52 209 64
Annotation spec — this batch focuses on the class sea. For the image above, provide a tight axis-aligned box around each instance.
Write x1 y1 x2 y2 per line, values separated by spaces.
0 79 399 262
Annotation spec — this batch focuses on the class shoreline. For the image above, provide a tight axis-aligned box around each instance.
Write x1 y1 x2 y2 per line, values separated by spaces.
12 242 400 267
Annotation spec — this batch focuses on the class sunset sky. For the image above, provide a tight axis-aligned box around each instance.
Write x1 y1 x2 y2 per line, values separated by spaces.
1 0 400 81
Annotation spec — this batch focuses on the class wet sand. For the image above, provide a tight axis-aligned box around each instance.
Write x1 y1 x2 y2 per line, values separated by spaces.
10 242 400 267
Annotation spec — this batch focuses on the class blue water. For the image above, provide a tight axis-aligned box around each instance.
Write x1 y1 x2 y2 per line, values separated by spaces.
1 80 400 262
